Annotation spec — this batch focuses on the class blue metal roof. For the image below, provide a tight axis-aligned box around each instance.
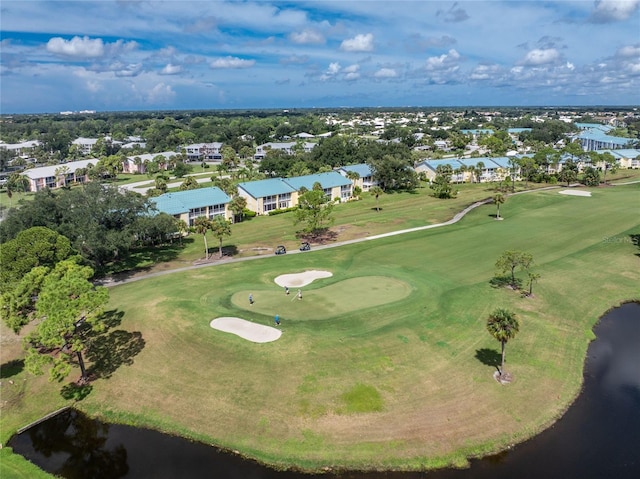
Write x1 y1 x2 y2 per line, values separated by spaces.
596 149 640 158
338 163 373 178
507 128 532 133
416 159 463 171
578 130 633 146
575 123 614 132
456 158 495 168
284 171 352 190
237 178 296 199
152 187 230 215
487 157 513 168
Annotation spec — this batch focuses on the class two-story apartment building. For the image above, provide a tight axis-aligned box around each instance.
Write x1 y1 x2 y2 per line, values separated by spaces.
335 163 378 191
237 178 298 215
237 171 353 215
253 142 317 160
22 159 96 191
152 187 231 226
183 143 223 162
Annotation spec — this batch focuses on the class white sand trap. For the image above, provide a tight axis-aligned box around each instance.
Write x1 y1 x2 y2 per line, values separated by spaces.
274 270 333 288
559 189 592 197
210 317 281 343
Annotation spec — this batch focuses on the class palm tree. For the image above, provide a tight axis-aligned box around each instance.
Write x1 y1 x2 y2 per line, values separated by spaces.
468 165 476 184
193 216 211 259
527 272 541 296
476 161 485 183
210 216 232 258
486 308 520 377
176 220 188 246
370 186 383 212
493 193 505 219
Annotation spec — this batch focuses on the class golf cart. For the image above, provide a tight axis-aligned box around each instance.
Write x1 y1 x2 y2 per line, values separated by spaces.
299 242 311 251
275 245 287 255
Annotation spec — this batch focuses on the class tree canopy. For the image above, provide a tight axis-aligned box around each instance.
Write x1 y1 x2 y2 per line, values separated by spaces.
294 186 335 235
24 259 109 382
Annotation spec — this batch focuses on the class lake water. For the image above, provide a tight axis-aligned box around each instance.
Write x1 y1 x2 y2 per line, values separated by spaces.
9 303 640 478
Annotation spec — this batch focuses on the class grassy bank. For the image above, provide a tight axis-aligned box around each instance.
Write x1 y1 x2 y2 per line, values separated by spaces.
1 183 639 476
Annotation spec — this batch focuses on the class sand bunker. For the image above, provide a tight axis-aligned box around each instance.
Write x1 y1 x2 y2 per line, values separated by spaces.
274 270 333 288
210 317 281 343
559 189 592 197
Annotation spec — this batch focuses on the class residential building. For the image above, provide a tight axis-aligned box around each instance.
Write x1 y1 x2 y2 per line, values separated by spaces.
183 143 223 161
122 152 176 174
336 163 378 191
237 178 297 215
238 171 353 215
151 187 231 226
254 142 317 160
285 171 353 202
71 137 99 154
22 159 96 191
596 149 640 169
0 140 41 156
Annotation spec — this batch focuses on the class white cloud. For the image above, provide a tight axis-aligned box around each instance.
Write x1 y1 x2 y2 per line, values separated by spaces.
111 62 143 77
343 64 359 73
340 33 374 52
425 49 461 70
290 29 325 44
520 48 561 66
590 0 640 23
47 36 104 58
470 64 501 80
160 64 182 75
327 62 341 75
209 56 255 68
344 72 360 81
374 68 397 78
147 82 175 104
616 44 640 57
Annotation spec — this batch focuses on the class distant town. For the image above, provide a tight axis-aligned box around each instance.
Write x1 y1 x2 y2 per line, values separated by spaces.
1 106 639 222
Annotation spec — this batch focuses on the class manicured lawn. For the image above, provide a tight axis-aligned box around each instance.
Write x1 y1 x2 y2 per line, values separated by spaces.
2 183 639 475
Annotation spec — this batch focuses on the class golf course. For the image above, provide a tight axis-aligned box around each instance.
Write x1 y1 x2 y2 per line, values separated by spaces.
2 183 639 475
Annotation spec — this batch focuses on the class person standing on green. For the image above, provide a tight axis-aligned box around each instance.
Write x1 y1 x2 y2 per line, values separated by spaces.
275 314 280 326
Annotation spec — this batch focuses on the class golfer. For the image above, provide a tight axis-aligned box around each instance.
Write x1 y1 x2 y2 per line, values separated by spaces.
297 289 302 300
275 314 280 326
249 293 253 305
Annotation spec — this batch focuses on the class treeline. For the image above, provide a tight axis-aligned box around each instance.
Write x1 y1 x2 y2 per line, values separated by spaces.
0 182 180 273
0 111 337 155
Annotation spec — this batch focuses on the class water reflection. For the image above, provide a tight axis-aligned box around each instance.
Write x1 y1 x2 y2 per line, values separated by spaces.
9 303 640 479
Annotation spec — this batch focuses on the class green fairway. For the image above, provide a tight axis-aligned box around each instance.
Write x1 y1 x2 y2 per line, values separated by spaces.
2 183 639 475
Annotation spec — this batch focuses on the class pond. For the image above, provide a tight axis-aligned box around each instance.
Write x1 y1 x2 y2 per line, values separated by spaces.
9 303 640 479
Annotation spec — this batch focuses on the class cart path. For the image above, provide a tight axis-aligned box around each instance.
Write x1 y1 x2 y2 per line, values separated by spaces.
98 186 563 287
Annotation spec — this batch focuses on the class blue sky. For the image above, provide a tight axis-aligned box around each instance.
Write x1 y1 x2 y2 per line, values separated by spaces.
1 0 639 113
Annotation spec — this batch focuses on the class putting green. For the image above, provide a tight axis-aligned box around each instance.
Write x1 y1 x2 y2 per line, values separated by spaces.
232 276 412 320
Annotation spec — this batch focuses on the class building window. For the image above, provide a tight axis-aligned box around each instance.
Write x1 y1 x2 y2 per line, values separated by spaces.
189 207 207 226
263 195 277 213
208 204 226 219
278 192 291 209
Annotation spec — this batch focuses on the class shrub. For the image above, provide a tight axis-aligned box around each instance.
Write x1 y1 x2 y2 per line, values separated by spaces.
242 208 257 218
